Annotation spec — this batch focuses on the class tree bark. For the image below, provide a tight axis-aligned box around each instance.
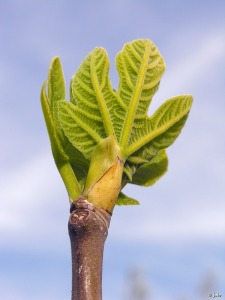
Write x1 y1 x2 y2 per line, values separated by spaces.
68 197 111 300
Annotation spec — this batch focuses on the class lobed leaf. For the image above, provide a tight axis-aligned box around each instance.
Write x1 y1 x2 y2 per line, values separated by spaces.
116 39 165 153
58 100 103 158
127 95 193 159
65 48 126 157
47 58 88 173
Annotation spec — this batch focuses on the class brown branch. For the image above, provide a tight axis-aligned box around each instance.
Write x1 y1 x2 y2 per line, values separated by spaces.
68 197 111 300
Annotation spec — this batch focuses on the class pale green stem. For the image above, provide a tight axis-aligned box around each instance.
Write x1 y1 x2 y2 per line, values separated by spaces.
57 162 81 202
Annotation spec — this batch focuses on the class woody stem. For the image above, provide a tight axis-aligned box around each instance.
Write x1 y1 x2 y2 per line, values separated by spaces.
68 197 111 300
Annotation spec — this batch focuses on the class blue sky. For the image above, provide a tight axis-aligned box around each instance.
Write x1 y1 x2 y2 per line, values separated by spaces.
0 0 225 299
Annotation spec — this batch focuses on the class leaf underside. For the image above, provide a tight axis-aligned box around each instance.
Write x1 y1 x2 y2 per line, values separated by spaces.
131 149 168 186
58 40 192 163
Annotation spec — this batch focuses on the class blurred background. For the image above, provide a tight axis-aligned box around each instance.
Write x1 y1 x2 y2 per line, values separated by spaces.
0 0 224 299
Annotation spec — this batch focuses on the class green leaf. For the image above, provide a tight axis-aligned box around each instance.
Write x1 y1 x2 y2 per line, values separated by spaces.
116 192 140 206
40 81 68 162
41 58 86 200
47 57 90 187
128 95 193 160
48 57 67 144
58 40 192 163
58 100 102 158
64 142 89 185
48 56 66 107
116 39 165 154
64 47 126 158
41 40 193 207
40 81 81 200
131 150 168 186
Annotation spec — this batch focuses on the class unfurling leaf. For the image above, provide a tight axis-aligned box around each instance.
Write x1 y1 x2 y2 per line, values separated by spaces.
48 56 66 106
41 57 82 200
40 80 68 163
48 57 67 144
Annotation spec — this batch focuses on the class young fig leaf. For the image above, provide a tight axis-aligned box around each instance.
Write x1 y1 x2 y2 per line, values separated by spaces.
48 56 66 108
116 39 165 154
126 95 193 159
41 39 193 207
40 81 68 163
